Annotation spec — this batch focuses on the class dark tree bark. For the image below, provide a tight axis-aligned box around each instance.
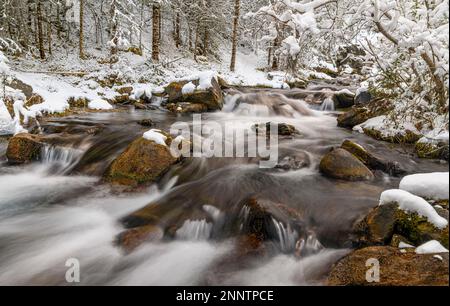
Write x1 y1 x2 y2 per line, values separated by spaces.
152 4 161 62
36 0 45 59
230 0 240 72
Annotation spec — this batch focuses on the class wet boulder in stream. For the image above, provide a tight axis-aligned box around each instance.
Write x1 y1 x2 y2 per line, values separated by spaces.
104 133 180 187
164 76 224 111
319 148 374 181
341 140 406 176
327 246 449 286
6 133 44 164
337 99 393 128
353 202 449 249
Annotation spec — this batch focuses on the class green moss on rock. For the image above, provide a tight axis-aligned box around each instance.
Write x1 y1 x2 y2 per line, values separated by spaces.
319 148 374 181
104 136 179 187
6 133 44 164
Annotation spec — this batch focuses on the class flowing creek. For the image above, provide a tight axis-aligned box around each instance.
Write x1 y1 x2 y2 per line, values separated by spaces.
0 83 447 286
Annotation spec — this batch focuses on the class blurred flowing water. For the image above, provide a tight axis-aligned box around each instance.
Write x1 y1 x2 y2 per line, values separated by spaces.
0 86 447 286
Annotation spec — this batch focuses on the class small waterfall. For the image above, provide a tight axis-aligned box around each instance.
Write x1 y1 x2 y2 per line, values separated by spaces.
272 218 299 253
176 219 213 241
320 98 335 111
223 92 314 117
296 233 324 257
41 145 83 174
203 205 222 222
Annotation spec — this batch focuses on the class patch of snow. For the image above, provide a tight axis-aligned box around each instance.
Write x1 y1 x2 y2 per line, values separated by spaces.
379 189 448 229
399 242 415 249
143 129 167 146
356 87 369 96
353 116 386 133
353 115 420 139
0 99 14 135
399 172 449 201
336 89 355 96
197 71 216 91
88 99 113 110
282 36 301 58
415 240 449 254
433 255 444 261
132 84 152 100
418 130 449 144
182 82 196 95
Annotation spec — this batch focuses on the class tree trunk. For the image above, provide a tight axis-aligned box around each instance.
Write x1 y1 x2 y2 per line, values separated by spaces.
194 21 200 61
271 35 280 70
230 0 240 72
79 0 85 59
110 0 118 56
36 0 45 59
152 4 161 62
202 29 209 55
175 12 181 48
47 4 53 56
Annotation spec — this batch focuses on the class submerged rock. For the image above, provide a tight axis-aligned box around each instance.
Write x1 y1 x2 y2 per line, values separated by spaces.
6 133 44 164
319 148 374 181
353 202 449 248
252 122 300 137
327 246 449 286
116 225 164 253
341 140 406 176
104 135 179 187
275 153 310 171
137 119 154 127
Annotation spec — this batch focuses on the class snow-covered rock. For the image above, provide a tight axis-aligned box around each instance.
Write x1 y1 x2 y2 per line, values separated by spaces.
143 129 168 146
399 172 449 201
380 189 448 229
181 82 196 95
415 240 449 254
88 99 113 110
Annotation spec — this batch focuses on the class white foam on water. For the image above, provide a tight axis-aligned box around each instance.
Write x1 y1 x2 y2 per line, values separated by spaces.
176 219 213 241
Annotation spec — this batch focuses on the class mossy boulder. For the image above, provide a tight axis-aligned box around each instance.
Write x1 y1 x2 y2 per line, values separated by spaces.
164 77 224 111
116 86 134 95
337 99 392 128
68 97 89 108
319 148 374 181
363 127 422 144
353 202 449 248
327 246 449 286
287 78 308 89
6 133 44 164
315 67 339 78
341 140 406 176
104 136 179 187
415 141 449 161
